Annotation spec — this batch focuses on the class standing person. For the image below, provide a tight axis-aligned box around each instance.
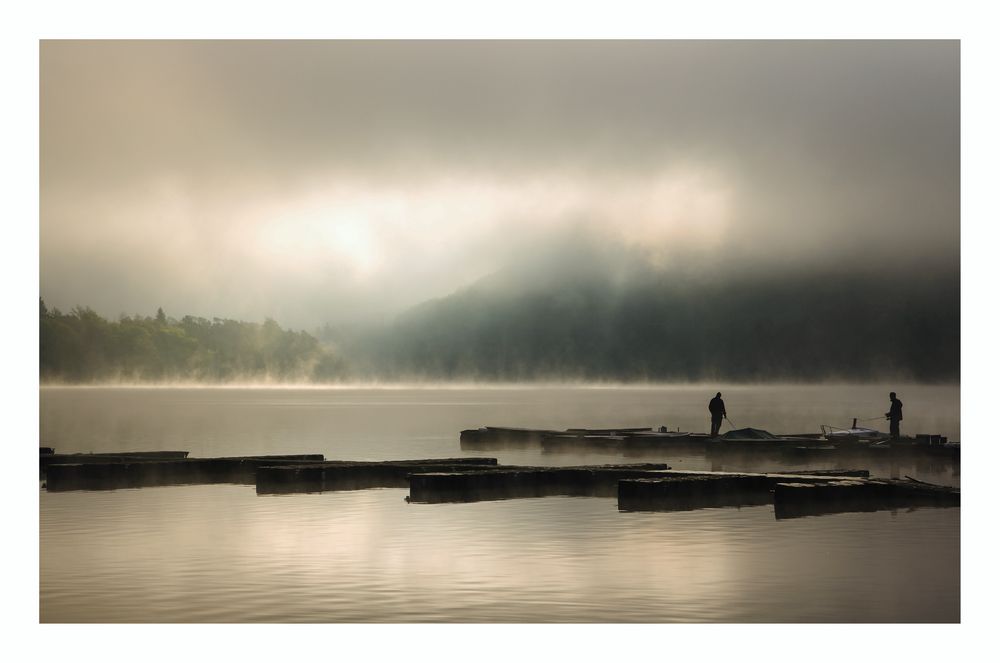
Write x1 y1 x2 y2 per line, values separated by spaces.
885 392 903 440
709 392 727 437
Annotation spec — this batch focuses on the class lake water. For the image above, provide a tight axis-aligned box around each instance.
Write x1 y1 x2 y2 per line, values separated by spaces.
39 384 960 622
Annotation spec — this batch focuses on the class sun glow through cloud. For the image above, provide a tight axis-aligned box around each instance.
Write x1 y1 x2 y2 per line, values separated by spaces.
247 167 733 284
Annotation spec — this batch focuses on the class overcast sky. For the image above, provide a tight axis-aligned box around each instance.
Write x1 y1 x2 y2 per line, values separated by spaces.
40 40 959 328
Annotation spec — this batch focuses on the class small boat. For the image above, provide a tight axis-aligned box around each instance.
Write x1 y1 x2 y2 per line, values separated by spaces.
822 418 886 443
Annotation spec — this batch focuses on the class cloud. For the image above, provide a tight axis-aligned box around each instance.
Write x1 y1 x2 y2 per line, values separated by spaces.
40 40 959 328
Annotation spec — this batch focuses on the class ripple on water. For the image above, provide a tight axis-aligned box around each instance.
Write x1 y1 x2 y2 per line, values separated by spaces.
41 484 959 622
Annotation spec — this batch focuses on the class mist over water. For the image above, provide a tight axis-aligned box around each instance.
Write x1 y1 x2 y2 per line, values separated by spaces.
41 383 961 454
39 385 959 622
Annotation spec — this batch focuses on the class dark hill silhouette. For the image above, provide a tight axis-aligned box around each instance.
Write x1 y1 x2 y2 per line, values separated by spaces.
330 265 959 382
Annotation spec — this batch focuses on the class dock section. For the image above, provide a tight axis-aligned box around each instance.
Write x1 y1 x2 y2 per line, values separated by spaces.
256 458 500 494
772 478 960 519
617 471 958 518
45 454 325 491
407 463 674 503
618 470 868 512
463 425 960 462
40 450 191 476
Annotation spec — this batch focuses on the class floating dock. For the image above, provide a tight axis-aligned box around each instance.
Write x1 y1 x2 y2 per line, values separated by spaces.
618 471 868 511
45 454 325 491
40 450 191 476
407 466 876 505
256 458 500 494
407 463 675 503
618 472 958 518
39 440 959 520
462 426 960 461
772 478 960 519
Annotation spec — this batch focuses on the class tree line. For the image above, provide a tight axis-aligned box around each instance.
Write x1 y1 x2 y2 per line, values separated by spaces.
39 300 347 383
41 266 960 384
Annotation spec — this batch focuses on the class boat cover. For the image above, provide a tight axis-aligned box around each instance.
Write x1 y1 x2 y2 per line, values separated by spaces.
721 427 777 440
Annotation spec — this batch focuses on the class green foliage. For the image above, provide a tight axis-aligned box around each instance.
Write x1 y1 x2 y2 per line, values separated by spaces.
39 301 346 383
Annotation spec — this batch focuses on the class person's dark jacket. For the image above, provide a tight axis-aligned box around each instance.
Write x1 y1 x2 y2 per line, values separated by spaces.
887 398 903 422
709 396 726 419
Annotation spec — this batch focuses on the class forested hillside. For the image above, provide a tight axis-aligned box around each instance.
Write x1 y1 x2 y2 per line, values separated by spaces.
39 301 346 382
334 268 960 382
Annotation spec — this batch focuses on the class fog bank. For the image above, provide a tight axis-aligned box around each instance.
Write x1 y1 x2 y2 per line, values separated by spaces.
41 41 959 328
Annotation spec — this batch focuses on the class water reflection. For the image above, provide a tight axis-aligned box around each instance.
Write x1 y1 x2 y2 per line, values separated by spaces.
39 386 960 622
41 485 959 622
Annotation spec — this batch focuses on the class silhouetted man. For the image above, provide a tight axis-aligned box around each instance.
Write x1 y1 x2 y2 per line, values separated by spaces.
885 392 903 440
709 392 727 437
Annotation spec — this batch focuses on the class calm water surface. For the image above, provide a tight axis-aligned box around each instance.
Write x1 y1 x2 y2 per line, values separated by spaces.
39 384 960 622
